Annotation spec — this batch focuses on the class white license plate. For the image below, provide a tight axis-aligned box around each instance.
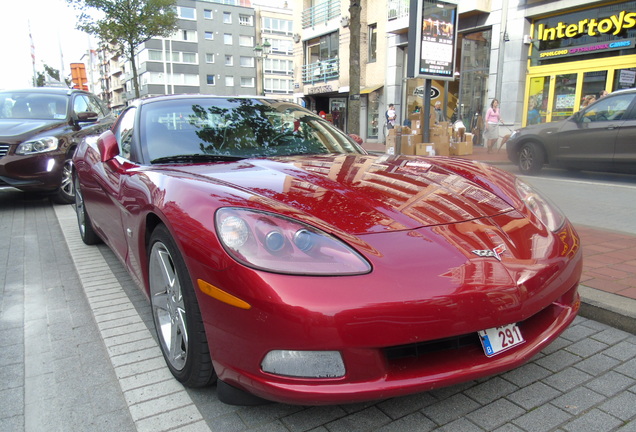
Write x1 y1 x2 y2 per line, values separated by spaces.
478 323 525 357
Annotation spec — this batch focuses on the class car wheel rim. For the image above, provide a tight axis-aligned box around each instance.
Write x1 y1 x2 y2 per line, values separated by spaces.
149 242 188 371
74 177 86 236
61 159 74 198
519 147 533 171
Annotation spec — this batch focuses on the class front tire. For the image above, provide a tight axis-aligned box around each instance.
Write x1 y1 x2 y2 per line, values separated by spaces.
518 142 545 174
53 156 75 204
148 224 216 387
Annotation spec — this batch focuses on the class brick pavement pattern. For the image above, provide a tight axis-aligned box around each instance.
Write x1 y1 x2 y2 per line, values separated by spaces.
1 189 635 431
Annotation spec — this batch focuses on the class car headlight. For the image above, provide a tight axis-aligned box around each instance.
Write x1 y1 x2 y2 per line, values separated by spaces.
16 136 59 155
509 130 519 141
515 179 565 232
216 208 372 275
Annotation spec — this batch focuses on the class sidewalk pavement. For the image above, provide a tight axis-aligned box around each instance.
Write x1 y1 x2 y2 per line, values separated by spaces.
362 141 636 334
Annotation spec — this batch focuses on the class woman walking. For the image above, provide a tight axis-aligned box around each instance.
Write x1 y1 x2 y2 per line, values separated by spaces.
484 99 501 153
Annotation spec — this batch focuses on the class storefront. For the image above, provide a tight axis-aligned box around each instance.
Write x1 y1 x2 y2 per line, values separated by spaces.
524 1 636 125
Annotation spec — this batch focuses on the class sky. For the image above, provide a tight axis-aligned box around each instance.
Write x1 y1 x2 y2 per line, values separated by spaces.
0 0 97 89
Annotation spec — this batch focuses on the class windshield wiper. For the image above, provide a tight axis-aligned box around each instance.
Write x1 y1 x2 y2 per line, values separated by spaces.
151 154 245 164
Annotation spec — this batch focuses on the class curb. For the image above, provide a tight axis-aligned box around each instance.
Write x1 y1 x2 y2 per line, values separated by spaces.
578 285 636 334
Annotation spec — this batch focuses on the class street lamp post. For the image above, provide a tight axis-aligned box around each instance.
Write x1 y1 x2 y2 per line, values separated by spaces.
253 39 271 96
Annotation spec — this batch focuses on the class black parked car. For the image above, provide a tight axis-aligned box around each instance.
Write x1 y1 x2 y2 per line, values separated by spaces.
507 88 636 174
0 88 115 203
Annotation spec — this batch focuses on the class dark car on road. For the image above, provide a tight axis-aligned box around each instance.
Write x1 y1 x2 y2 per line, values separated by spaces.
0 88 115 203
507 88 636 174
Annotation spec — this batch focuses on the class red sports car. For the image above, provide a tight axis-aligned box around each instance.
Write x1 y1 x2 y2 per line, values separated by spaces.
72 95 582 406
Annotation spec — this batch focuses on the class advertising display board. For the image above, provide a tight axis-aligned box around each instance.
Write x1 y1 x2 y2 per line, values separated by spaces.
407 0 458 80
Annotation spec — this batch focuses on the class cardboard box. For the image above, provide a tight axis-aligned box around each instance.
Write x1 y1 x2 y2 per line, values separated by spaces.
450 141 473 156
432 134 450 156
400 133 422 155
415 143 436 156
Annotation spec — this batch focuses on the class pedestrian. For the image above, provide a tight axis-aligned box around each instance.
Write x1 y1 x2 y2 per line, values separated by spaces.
434 101 445 123
599 89 609 98
580 94 595 109
385 103 396 129
484 98 501 153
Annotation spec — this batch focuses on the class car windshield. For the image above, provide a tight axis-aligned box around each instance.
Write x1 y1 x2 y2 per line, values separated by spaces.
0 91 69 120
140 98 364 163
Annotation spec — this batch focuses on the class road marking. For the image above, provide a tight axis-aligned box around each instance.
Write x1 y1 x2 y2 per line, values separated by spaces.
54 204 211 432
520 174 636 190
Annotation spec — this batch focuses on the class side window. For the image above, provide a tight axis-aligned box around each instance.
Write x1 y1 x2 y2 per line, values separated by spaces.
87 95 107 117
114 107 136 160
582 94 634 122
73 95 90 115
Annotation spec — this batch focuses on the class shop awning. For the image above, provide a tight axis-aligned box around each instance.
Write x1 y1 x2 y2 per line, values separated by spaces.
360 84 384 94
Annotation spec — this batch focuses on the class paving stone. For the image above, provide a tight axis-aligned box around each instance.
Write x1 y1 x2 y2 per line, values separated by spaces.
422 393 481 425
598 391 636 421
552 387 606 415
506 382 562 410
562 408 624 432
324 407 392 432
585 371 636 397
512 403 572 432
466 399 526 430
575 353 621 375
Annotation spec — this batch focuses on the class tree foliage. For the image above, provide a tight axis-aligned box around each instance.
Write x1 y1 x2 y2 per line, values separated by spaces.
68 0 178 99
34 65 71 87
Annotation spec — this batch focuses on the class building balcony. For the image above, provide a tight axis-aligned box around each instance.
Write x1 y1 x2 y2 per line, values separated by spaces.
302 58 339 84
301 0 340 29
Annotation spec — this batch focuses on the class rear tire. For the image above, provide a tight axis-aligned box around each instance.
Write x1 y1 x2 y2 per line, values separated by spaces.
148 224 216 387
518 142 545 174
74 174 101 245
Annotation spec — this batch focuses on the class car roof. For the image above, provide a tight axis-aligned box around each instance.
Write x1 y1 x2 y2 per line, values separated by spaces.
0 88 89 96
133 94 281 107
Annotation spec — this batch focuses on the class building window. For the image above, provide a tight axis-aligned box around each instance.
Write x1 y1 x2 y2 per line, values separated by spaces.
368 24 377 63
240 77 255 87
223 12 232 24
205 31 214 40
239 15 253 26
224 34 233 45
180 30 196 41
182 52 196 64
207 75 216 85
240 56 254 68
178 7 195 20
239 35 254 47
225 55 233 66
269 38 293 55
206 53 215 63
225 76 234 86
148 50 163 61
204 9 213 19
263 17 293 35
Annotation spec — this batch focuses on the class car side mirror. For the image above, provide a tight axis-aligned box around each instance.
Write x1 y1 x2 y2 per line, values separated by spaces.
77 111 99 122
97 130 120 162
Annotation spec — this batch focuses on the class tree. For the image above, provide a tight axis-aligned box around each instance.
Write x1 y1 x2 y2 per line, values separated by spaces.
347 0 361 135
68 0 178 100
34 65 72 87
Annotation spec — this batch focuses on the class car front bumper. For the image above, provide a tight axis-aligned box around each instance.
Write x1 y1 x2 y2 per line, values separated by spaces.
190 215 583 405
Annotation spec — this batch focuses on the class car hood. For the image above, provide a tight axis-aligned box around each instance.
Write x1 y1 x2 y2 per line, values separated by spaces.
0 119 64 142
161 154 515 234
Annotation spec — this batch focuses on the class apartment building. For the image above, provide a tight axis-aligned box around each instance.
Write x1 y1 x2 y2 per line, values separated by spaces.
98 0 294 107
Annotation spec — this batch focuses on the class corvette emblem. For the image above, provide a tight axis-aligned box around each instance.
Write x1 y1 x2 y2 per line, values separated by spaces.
472 244 506 261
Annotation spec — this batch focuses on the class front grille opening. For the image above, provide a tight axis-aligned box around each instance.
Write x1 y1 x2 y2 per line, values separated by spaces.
384 333 481 360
